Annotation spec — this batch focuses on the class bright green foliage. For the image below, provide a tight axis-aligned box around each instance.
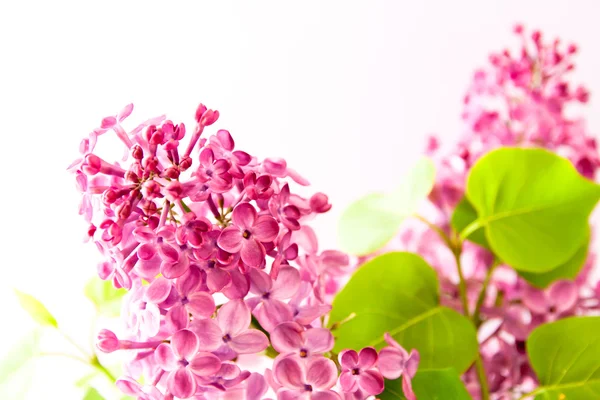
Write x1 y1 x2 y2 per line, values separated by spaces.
465 148 600 272
329 252 477 373
526 316 600 399
451 196 490 249
338 158 435 255
380 368 471 400
14 290 58 328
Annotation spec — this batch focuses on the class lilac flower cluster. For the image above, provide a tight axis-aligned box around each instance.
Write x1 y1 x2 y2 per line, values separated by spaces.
71 104 419 399
396 26 600 399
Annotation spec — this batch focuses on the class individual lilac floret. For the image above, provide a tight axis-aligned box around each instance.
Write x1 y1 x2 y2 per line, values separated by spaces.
338 347 384 396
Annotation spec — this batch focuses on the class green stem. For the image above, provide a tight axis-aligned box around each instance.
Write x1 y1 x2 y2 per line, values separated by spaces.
451 244 471 317
59 330 92 359
459 219 483 241
472 259 499 327
413 214 454 250
474 354 491 400
91 355 117 383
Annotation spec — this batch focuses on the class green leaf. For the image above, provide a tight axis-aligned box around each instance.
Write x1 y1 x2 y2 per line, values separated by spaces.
465 148 600 272
451 197 490 249
519 228 590 288
0 330 41 399
526 316 600 399
329 252 478 373
75 372 100 388
83 387 105 400
84 277 127 317
380 368 472 400
338 158 435 255
14 290 58 328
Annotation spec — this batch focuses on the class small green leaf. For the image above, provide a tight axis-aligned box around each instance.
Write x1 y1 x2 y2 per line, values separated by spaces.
84 277 127 317
329 252 478 373
338 158 435 255
526 316 600 399
519 229 590 288
451 197 489 249
83 387 105 400
14 290 58 328
465 148 600 272
380 368 471 400
75 372 100 388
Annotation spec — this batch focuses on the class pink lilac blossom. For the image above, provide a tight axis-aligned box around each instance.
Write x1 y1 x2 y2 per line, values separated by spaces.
392 25 600 399
71 103 419 399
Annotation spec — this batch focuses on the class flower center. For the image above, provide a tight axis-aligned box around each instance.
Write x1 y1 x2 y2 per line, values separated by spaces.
351 368 360 375
179 359 189 367
242 230 251 239
299 349 308 358
549 305 557 313
222 334 232 343
304 384 313 392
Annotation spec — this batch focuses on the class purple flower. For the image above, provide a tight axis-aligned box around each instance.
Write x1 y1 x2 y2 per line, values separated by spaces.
154 329 221 399
217 202 279 267
273 355 341 400
338 347 384 396
271 321 334 359
377 334 420 400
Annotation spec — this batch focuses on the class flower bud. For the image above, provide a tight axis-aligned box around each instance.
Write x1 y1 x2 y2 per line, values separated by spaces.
97 329 120 353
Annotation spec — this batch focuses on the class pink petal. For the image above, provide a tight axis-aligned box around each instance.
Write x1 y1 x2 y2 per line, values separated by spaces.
241 239 266 267
229 329 269 354
405 350 420 378
278 389 308 400
187 292 216 319
191 319 222 351
137 243 157 261
118 103 134 121
255 300 294 332
216 129 235 150
232 203 257 230
145 277 172 304
339 370 359 392
161 256 190 279
311 391 341 400
158 243 180 263
167 368 197 399
101 116 117 129
233 151 251 165
172 329 199 360
217 299 251 337
206 268 231 293
549 280 578 313
222 269 250 300
116 377 141 396
358 347 378 369
306 357 337 390
384 333 406 353
522 286 549 314
155 343 177 371
339 350 359 369
304 328 334 354
217 227 243 253
253 215 280 242
271 266 300 300
176 266 202 296
292 226 318 254
402 374 417 400
271 322 304 354
274 356 305 390
358 370 384 395
377 347 403 380
189 352 221 376
166 305 189 331
140 306 160 337
249 268 273 294
246 372 268 400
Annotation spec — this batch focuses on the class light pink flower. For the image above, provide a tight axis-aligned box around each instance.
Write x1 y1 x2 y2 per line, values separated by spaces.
273 355 341 400
377 334 420 400
338 347 384 396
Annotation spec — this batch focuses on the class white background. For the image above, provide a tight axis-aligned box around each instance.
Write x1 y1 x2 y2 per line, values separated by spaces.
1 1 599 398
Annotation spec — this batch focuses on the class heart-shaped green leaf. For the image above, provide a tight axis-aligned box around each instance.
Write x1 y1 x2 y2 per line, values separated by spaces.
519 228 590 288
14 290 58 328
526 316 600 399
338 158 435 255
329 252 478 373
380 368 471 400
464 148 600 272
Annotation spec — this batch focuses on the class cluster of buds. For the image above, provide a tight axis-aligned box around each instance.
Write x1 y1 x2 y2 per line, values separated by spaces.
397 25 600 399
71 104 420 399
